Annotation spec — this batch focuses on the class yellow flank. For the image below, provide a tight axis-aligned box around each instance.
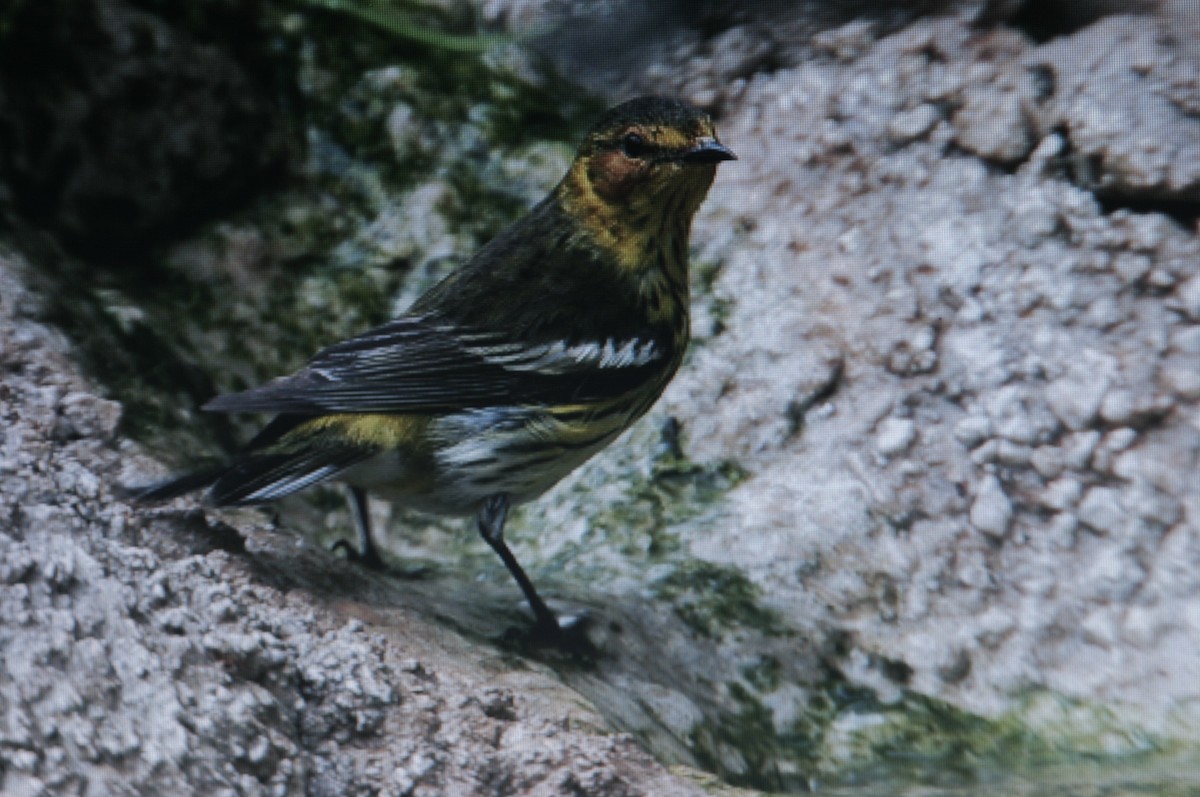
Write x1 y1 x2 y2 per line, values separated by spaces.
547 402 595 418
292 413 432 450
546 397 629 427
534 404 627 447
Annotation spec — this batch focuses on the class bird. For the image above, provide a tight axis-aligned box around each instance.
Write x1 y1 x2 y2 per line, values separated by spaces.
128 96 735 636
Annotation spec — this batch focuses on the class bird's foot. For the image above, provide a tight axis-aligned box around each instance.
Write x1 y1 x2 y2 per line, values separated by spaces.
330 538 385 571
504 604 596 656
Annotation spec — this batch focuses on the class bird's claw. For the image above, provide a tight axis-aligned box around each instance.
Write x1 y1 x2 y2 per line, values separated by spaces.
330 538 385 571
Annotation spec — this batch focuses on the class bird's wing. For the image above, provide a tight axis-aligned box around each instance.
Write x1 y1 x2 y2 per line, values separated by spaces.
203 315 665 415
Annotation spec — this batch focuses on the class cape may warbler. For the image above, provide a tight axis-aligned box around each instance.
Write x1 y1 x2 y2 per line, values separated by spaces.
131 96 735 634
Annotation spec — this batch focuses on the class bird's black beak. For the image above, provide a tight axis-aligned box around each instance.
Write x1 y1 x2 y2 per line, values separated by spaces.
678 137 737 165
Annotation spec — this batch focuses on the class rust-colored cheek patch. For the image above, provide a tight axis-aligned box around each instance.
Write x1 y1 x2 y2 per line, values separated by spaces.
589 151 649 202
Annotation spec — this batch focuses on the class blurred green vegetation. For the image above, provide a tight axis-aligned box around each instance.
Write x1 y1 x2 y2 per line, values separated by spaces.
298 0 510 52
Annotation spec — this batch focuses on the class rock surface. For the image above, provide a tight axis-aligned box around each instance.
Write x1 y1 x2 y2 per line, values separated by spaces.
658 4 1200 730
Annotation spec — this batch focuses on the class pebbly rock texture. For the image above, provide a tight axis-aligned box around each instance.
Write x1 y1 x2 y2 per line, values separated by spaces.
1028 14 1200 203
0 255 713 796
675 5 1200 728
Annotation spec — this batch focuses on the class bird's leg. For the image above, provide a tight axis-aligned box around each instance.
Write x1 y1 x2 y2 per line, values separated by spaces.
332 486 385 570
477 494 560 635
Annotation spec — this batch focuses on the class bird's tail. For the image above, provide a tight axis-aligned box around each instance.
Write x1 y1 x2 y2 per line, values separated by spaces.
122 447 372 507
121 465 230 503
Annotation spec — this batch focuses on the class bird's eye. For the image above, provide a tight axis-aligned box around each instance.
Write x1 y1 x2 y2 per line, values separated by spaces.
621 132 652 158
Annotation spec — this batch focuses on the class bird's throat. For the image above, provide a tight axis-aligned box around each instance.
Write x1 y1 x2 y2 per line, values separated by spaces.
560 165 704 284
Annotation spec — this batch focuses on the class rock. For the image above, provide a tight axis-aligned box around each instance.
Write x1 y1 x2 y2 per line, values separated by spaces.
1078 487 1126 535
1162 357 1200 400
970 475 1013 539
952 78 1035 164
1098 388 1170 427
1044 377 1101 432
1044 352 1114 431
1172 325 1200 354
1030 445 1066 479
953 415 993 447
1083 547 1145 603
1041 477 1082 512
1062 430 1102 470
1033 15 1200 201
1126 483 1182 528
57 392 123 440
1113 252 1152 285
1175 275 1200 321
876 416 917 456
888 103 940 144
812 19 877 62
1091 427 1138 474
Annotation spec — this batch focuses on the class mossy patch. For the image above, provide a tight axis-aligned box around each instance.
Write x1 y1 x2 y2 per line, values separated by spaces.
690 681 784 789
652 561 788 640
674 677 1199 795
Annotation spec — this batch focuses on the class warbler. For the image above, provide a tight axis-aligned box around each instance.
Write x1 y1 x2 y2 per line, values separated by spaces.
130 96 735 634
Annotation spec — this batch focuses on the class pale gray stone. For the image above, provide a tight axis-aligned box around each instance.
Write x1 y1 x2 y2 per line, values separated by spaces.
1162 357 1200 400
1030 445 1066 480
970 475 1013 540
1174 275 1200 320
1091 427 1138 474
888 103 940 144
876 417 918 456
953 81 1034 164
1078 487 1126 535
1041 478 1083 513
953 415 993 447
1045 353 1113 431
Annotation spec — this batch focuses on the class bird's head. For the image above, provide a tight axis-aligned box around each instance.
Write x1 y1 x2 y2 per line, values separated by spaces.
560 96 736 231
